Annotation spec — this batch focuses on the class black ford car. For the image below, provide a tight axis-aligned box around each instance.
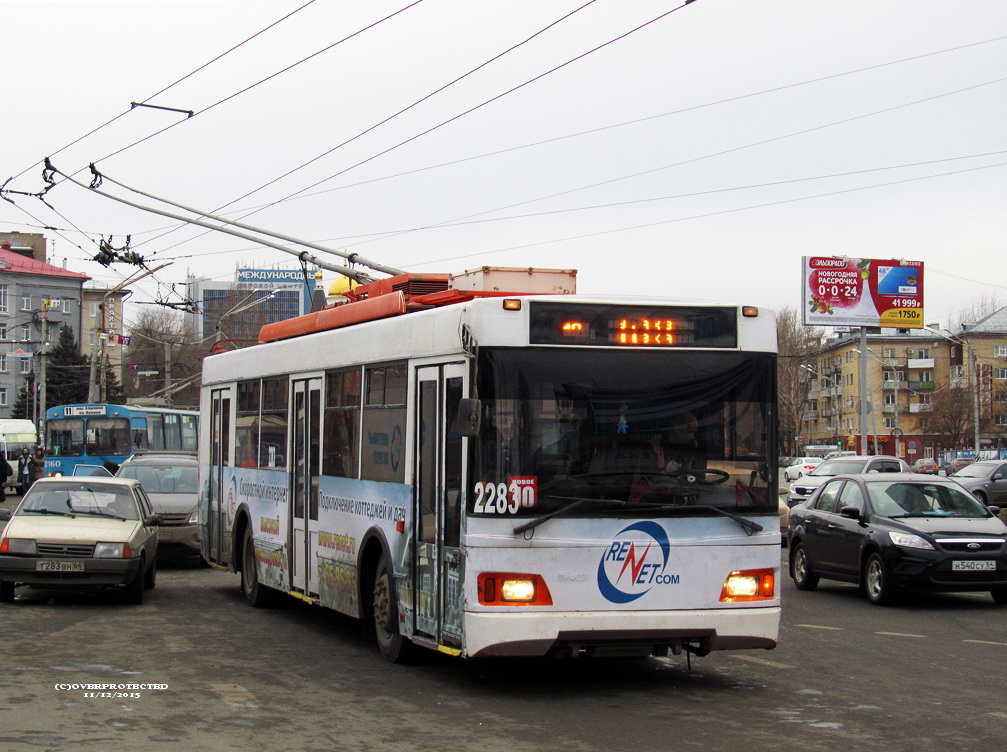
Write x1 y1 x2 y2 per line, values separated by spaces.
788 473 1007 605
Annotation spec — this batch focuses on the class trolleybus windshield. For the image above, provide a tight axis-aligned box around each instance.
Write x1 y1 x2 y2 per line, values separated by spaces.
472 348 775 517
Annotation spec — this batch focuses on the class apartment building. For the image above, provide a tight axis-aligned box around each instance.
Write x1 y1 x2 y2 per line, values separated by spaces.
799 309 1007 461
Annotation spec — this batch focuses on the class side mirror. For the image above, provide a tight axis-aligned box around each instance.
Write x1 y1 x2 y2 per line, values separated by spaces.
453 398 481 438
0 508 10 522
146 514 163 527
993 474 1003 481
987 505 1001 516
839 506 862 520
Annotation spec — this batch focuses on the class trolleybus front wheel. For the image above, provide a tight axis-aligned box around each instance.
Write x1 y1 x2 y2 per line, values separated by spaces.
373 556 414 663
241 526 273 607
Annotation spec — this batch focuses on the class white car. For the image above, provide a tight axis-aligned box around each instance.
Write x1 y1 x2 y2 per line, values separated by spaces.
0 477 160 604
787 455 911 507
784 457 823 481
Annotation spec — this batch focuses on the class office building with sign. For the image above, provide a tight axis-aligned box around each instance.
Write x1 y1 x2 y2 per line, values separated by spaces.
186 268 319 343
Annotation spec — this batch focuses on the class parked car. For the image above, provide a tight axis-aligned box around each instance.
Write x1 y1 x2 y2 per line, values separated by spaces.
784 457 823 482
944 457 975 475
787 455 910 507
788 473 1007 605
911 458 940 475
947 460 1007 506
822 450 857 461
0 477 159 604
116 453 199 561
71 464 114 477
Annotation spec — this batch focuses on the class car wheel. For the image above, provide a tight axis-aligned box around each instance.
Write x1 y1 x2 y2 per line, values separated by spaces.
373 555 414 663
144 558 157 590
864 552 894 606
791 543 819 591
0 580 14 603
124 560 145 605
974 490 988 505
992 589 1007 605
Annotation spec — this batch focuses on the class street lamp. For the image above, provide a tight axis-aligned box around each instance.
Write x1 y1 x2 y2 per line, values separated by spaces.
926 325 980 456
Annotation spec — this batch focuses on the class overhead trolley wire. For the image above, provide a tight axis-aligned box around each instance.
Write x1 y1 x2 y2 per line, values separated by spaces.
138 0 605 255
7 0 319 186
414 159 1007 269
108 26 1007 255
210 0 704 231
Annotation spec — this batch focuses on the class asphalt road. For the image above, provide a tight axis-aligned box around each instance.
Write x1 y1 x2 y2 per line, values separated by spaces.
1 545 1005 752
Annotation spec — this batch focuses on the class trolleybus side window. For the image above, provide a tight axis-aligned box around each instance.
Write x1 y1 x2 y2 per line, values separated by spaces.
361 363 406 483
444 376 463 548
261 377 288 469
163 413 182 451
180 414 198 452
323 368 360 478
148 415 164 451
237 380 261 468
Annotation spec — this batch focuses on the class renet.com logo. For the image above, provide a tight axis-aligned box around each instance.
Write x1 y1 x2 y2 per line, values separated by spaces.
597 521 676 603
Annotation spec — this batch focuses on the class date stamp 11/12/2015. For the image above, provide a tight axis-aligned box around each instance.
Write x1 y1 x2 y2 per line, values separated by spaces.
54 683 168 699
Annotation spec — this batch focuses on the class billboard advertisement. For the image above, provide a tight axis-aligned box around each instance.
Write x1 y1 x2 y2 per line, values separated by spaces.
802 257 924 328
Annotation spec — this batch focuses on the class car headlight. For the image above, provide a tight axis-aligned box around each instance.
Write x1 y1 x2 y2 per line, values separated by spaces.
188 510 198 525
1 537 37 555
93 542 130 559
888 531 934 550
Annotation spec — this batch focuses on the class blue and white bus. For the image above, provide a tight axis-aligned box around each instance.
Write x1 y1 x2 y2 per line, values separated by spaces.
200 273 781 663
44 403 198 476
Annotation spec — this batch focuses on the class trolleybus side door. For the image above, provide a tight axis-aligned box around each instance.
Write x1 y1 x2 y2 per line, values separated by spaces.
208 388 233 565
413 363 466 646
291 377 322 595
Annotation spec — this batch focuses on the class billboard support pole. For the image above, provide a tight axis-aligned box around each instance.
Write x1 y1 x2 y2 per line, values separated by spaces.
859 327 869 454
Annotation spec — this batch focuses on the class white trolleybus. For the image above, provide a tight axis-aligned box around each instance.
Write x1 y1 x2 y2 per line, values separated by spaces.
199 270 781 662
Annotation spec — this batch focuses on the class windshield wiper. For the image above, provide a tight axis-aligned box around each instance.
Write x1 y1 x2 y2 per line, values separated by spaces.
24 508 75 517
76 509 126 520
513 497 632 535
513 498 763 536
644 503 764 535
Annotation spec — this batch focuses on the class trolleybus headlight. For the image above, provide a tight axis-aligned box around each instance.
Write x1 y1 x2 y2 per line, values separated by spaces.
720 568 775 602
478 572 553 606
1 537 37 555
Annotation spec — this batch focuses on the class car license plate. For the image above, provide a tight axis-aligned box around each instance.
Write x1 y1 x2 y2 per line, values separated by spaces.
951 560 996 572
36 560 85 572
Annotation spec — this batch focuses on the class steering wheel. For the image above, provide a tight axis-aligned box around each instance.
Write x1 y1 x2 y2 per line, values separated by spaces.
661 468 730 486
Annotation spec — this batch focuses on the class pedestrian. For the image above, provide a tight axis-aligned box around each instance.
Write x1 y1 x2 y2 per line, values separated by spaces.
0 454 9 501
17 447 32 495
30 448 45 486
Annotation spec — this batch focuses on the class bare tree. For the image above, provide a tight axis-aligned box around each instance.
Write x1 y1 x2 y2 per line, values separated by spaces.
123 308 206 408
777 306 823 456
925 385 974 450
942 294 1002 330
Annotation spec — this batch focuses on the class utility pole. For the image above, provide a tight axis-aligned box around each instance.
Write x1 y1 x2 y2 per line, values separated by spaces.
89 264 169 403
163 341 173 404
38 303 49 444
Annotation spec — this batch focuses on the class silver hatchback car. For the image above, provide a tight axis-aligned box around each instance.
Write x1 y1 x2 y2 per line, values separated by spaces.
116 453 199 561
787 455 911 507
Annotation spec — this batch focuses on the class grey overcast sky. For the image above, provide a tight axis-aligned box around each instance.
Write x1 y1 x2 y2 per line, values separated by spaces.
2 0 1005 328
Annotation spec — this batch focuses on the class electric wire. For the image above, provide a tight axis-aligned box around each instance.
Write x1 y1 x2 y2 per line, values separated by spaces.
134 0 606 254
345 75 1007 251
7 0 319 185
411 159 1007 268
